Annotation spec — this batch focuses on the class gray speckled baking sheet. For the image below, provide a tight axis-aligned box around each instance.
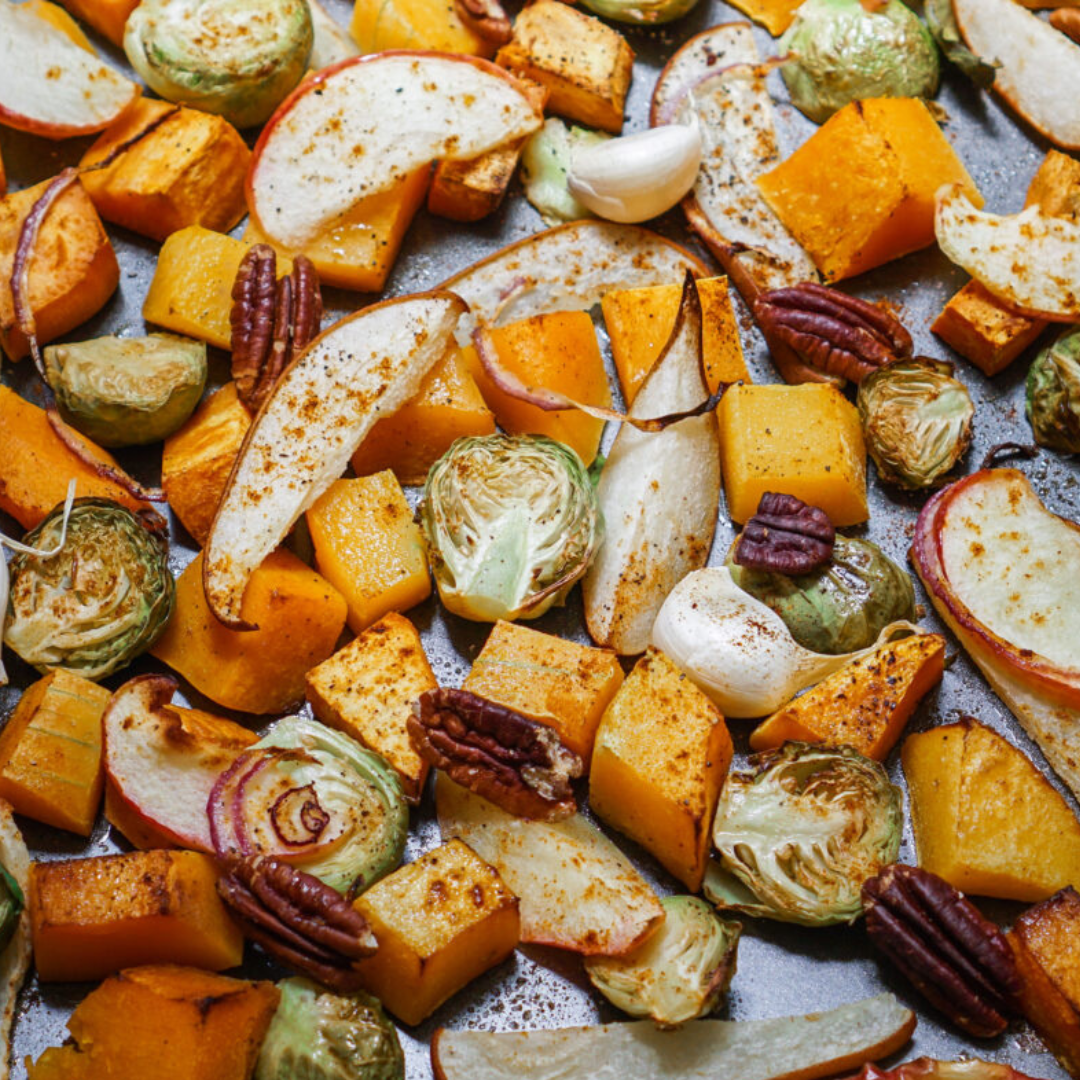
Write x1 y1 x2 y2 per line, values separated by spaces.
1 2 1078 1076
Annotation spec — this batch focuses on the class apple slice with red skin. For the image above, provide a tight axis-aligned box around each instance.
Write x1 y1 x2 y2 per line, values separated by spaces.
0 1 139 139
246 51 542 251
102 675 257 851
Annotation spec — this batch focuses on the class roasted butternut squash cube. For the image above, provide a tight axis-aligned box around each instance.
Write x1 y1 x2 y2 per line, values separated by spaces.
463 619 624 765
244 166 430 292
461 309 611 465
750 633 945 762
350 0 491 55
602 276 749 405
306 612 437 802
143 226 293 350
722 0 803 34
27 965 279 1080
350 347 495 485
79 99 250 242
306 474 431 635
30 850 244 981
56 0 139 45
354 839 519 1025
0 670 110 836
0 385 153 529
1026 148 1080 220
756 98 982 282
903 717 1080 902
718 382 868 525
589 648 732 891
0 176 119 361
1008 888 1080 1080
496 0 633 133
151 549 348 715
162 381 252 544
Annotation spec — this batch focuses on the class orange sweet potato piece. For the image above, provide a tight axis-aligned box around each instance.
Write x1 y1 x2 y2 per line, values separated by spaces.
57 0 139 46
151 549 348 714
80 98 250 242
30 850 244 981
0 176 119 361
462 309 611 465
162 381 252 544
750 633 946 761
27 965 279 1080
0 385 152 529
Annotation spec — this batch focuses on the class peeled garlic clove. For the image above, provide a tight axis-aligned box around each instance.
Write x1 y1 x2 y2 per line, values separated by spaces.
567 124 701 224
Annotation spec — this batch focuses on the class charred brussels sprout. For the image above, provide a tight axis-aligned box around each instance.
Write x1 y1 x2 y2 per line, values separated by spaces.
1027 327 1080 454
857 357 974 489
4 499 174 681
728 535 915 656
781 0 940 123
0 865 23 954
124 0 313 128
706 743 903 926
585 895 740 1026
256 978 404 1080
44 334 207 448
257 717 408 894
420 434 603 623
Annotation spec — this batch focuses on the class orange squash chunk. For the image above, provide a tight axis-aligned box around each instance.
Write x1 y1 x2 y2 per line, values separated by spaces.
462 309 611 465
245 166 430 292
143 226 293 350
350 346 495 485
463 619 624 766
750 633 945 761
349 0 492 54
80 99 250 242
30 851 244 982
162 381 252 544
26 965 279 1080
0 385 153 529
0 176 119 361
354 839 520 1025
0 670 110 836
589 648 733 892
151 549 348 715
756 98 982 282
601 276 749 405
54 0 139 45
307 474 431 634
722 0 803 35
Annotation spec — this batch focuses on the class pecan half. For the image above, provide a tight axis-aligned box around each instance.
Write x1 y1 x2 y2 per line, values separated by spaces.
754 283 913 383
217 854 376 993
409 688 583 820
733 492 835 575
230 245 323 413
863 864 1022 1037
453 0 512 44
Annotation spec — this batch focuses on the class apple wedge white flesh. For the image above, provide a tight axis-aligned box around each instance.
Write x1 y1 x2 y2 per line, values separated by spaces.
0 801 29 1080
306 0 358 71
102 675 256 851
0 1 139 139
436 773 663 956
954 0 1080 151
440 220 707 346
204 291 466 628
583 274 720 655
936 186 1080 321
248 52 542 248
431 993 916 1080
912 468 1080 799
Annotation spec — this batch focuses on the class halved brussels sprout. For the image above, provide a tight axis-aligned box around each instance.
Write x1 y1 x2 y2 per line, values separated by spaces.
44 334 207 448
419 434 603 623
580 0 700 24
858 358 974 490
707 743 902 926
124 0 313 128
522 118 610 226
780 0 940 124
728 535 916 656
1027 327 1080 454
256 717 408 894
4 499 174 681
0 864 24 955
584 895 740 1027
256 977 404 1080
